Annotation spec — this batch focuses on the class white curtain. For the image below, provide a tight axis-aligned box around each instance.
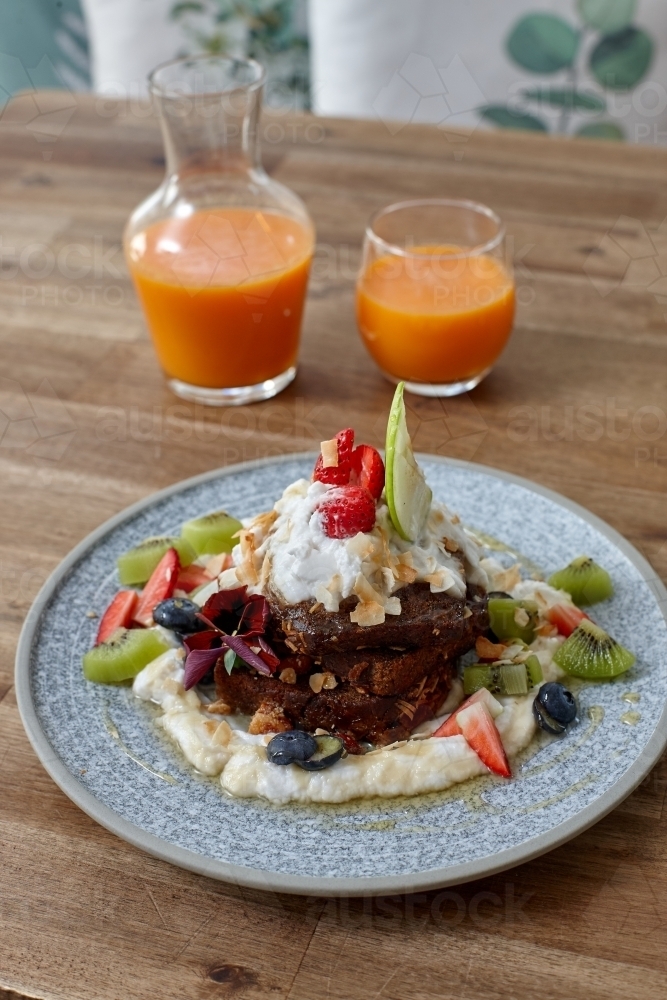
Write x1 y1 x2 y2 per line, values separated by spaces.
80 0 185 95
309 0 667 144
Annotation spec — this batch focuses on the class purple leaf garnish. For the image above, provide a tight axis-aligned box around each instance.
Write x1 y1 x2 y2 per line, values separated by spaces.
183 646 224 690
222 633 274 676
257 636 280 669
201 587 248 621
237 594 270 636
183 587 278 686
184 629 222 652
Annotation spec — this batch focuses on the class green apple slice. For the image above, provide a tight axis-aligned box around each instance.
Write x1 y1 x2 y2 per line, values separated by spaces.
385 382 432 541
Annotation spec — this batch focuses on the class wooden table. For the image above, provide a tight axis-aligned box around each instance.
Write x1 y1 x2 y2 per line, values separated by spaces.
1 92 667 1000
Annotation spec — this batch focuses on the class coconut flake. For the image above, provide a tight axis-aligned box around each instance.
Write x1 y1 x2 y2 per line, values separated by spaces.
320 438 339 468
350 600 385 626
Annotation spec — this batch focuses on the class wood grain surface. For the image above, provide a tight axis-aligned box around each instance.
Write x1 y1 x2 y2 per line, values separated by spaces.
1 92 667 1000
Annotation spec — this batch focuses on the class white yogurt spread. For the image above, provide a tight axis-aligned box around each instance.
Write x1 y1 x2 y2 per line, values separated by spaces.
132 595 564 806
206 479 488 622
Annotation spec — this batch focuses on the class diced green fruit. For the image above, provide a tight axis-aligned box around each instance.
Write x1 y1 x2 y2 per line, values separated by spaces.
500 662 530 696
463 664 493 695
488 597 539 643
553 619 635 679
82 627 171 683
385 381 432 542
524 653 544 688
181 510 243 556
548 555 614 606
463 661 536 697
117 536 196 586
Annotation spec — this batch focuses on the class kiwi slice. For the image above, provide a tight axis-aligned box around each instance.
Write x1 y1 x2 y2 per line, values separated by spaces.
83 627 171 683
464 662 528 697
548 556 614 606
524 653 544 688
488 598 539 644
181 511 243 556
117 536 196 586
553 620 635 679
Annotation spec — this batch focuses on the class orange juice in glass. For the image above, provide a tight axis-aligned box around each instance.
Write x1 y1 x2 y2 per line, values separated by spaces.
356 200 515 396
124 54 314 405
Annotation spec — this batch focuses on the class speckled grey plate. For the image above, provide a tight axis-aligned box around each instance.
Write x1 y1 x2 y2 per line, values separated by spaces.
16 455 667 896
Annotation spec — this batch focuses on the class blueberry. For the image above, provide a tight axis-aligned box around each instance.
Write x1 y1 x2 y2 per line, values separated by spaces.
296 735 345 771
152 598 203 633
538 683 577 724
533 700 566 736
533 682 577 735
267 730 317 766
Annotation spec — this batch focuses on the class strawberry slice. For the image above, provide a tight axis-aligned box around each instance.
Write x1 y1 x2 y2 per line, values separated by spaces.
350 444 385 500
457 701 511 778
547 603 589 637
317 485 376 539
313 428 355 486
133 548 180 627
175 564 212 593
433 688 503 738
96 590 138 645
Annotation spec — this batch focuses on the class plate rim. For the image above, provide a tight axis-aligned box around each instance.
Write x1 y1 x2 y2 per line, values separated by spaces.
15 452 667 897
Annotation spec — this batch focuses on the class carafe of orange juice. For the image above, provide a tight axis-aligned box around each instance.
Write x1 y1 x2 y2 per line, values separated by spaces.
124 55 314 405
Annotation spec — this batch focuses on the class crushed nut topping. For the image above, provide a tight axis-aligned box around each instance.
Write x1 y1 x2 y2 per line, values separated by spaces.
476 635 507 659
536 622 558 637
204 698 232 715
366 740 408 756
211 720 232 746
309 673 325 693
492 564 522 592
279 667 297 685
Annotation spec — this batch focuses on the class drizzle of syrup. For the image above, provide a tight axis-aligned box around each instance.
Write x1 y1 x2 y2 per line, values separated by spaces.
103 706 178 785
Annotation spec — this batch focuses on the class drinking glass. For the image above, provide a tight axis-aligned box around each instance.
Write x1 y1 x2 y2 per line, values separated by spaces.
356 199 515 396
124 55 314 406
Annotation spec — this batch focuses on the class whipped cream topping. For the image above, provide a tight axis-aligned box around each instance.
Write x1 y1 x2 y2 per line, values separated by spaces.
215 479 488 622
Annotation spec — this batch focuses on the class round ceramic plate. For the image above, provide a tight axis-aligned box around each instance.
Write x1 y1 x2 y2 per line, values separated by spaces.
16 455 667 896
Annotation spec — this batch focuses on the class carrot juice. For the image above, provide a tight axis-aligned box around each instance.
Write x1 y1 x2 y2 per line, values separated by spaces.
126 208 314 389
356 247 515 386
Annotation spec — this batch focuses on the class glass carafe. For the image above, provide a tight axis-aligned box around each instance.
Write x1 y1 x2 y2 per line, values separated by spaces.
124 55 315 406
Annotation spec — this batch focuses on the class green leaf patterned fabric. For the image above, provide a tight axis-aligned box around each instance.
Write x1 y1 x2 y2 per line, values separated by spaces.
577 0 637 33
576 121 625 138
479 105 549 131
522 86 606 110
507 14 580 73
589 26 653 88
